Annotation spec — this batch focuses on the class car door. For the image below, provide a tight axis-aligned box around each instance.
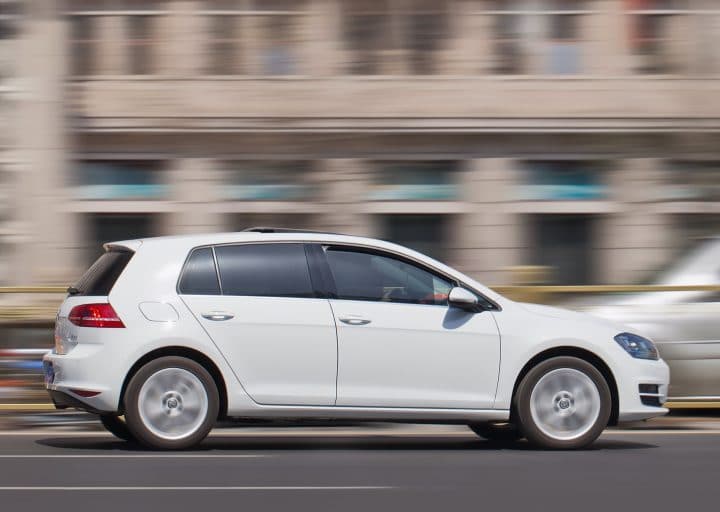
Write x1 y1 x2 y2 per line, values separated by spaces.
319 244 501 409
179 243 338 406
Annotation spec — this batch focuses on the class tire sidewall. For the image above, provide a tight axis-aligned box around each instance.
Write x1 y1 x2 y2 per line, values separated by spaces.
515 356 611 450
124 356 219 450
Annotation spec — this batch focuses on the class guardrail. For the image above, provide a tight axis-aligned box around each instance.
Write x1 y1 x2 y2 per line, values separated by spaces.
2 284 720 322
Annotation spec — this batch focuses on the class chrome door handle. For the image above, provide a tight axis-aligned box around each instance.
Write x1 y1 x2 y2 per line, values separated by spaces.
202 312 234 321
339 317 371 326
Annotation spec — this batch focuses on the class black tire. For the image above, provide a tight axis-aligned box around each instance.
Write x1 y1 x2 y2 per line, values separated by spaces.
469 422 523 442
123 356 219 450
99 414 133 441
515 356 611 450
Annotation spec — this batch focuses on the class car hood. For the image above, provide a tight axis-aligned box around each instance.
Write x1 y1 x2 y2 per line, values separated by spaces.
518 302 628 333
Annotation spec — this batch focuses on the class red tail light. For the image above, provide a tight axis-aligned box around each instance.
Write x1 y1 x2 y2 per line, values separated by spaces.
68 303 125 328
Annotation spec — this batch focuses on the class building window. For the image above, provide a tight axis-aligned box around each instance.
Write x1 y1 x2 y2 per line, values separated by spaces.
625 0 683 74
222 161 313 201
380 215 451 262
69 16 95 76
664 162 720 202
342 0 450 75
128 15 155 75
517 161 608 201
405 1 450 75
490 0 587 75
530 214 596 285
85 213 158 264
343 0 388 75
249 0 306 76
207 15 241 75
369 162 459 201
72 161 168 200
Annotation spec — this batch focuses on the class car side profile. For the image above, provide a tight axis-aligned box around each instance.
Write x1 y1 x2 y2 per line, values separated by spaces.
44 228 669 450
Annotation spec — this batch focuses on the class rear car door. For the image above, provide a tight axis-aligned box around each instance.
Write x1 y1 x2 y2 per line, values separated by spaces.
179 243 338 406
318 244 501 409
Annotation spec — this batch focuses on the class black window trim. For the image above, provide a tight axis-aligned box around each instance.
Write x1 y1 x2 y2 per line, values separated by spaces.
176 239 501 310
314 242 500 310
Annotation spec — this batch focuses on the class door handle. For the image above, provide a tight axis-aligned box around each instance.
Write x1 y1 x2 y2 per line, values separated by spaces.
339 316 371 326
201 311 234 321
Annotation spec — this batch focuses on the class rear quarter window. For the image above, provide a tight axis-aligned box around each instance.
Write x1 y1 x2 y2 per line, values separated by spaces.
72 250 134 296
178 247 221 295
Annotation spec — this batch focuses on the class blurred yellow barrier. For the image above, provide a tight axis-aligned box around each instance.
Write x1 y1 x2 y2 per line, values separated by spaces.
3 284 720 322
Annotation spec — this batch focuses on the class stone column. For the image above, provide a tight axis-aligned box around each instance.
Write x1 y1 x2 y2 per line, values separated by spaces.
239 15 263 75
299 0 342 76
164 158 224 235
14 2 80 284
158 1 208 76
314 159 373 237
583 0 625 76
596 158 674 284
440 1 483 75
453 159 524 286
96 16 127 75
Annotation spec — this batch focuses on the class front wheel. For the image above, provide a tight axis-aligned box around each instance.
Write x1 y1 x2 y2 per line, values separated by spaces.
123 356 219 450
515 356 611 450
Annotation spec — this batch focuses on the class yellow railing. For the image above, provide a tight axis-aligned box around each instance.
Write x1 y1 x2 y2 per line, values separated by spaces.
2 284 720 322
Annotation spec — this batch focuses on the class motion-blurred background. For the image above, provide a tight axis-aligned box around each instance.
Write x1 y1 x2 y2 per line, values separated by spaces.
1 0 719 411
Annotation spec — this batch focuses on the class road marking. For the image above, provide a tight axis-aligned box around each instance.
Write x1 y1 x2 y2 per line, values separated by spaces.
0 454 267 459
0 486 393 491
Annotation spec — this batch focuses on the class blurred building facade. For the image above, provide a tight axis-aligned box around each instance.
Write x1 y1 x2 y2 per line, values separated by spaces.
2 0 720 287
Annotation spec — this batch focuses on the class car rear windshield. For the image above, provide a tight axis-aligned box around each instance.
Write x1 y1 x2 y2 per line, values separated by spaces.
71 250 134 296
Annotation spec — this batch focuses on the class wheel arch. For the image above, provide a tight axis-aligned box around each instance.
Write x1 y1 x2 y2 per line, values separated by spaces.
119 346 228 420
510 346 620 426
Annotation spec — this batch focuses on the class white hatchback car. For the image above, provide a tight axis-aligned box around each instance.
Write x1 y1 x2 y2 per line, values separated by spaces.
44 228 669 450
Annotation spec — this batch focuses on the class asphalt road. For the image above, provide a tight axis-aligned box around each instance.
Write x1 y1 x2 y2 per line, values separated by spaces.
0 425 718 512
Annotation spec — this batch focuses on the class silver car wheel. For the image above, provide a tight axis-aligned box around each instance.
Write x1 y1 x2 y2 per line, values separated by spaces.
137 367 209 441
529 368 601 441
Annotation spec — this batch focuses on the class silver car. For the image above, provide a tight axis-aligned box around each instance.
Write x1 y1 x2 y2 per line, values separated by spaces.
579 237 720 402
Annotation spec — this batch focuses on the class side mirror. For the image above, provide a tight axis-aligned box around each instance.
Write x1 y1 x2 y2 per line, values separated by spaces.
448 287 480 312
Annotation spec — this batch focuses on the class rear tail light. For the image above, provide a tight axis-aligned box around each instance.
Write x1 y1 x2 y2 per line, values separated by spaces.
68 303 125 328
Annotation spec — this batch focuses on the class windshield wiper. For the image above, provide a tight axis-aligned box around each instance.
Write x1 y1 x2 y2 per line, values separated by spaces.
66 286 80 296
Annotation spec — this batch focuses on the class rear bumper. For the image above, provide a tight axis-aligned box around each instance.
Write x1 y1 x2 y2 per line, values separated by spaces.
47 389 103 414
43 349 122 414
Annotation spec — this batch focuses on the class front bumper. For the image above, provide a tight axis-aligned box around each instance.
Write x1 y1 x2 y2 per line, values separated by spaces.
616 357 670 423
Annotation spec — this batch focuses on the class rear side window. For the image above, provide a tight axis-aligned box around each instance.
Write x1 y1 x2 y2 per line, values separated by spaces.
214 243 314 298
178 247 221 295
72 250 133 296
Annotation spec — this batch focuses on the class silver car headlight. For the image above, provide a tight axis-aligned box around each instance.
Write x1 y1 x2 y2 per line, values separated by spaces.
614 332 659 361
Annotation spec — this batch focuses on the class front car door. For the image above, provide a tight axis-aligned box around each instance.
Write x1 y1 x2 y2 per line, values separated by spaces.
179 243 337 406
318 244 501 409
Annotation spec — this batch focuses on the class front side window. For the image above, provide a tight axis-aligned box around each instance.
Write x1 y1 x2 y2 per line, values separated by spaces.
215 243 314 298
324 247 452 305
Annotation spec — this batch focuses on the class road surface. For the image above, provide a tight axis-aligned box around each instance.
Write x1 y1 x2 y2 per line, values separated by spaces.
0 422 718 512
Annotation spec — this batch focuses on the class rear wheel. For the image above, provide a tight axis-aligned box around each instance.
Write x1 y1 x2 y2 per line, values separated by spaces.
469 422 523 442
99 415 133 441
124 356 219 450
515 356 611 450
